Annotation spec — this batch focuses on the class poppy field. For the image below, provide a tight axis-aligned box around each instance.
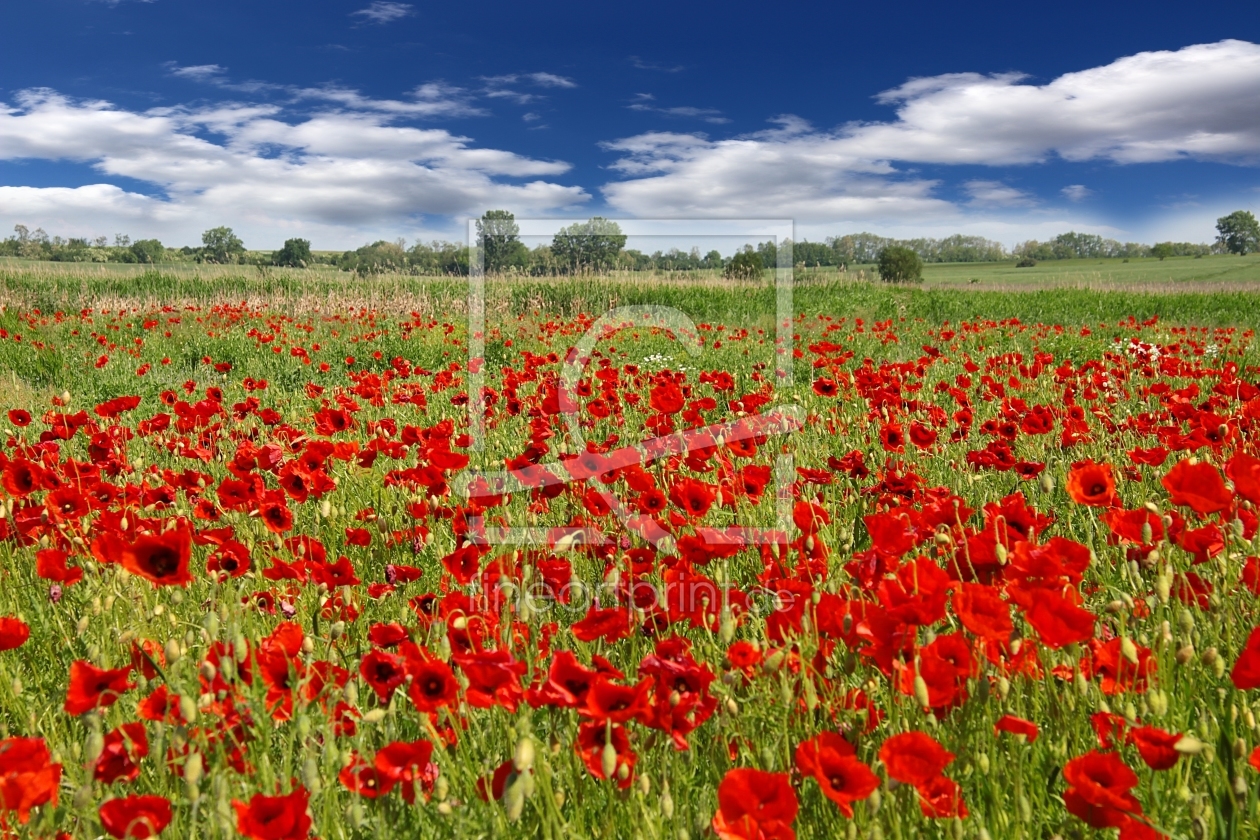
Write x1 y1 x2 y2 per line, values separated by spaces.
2 278 1260 839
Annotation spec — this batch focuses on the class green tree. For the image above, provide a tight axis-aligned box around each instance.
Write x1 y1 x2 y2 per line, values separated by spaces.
724 249 763 281
1151 242 1174 261
876 246 923 284
201 227 245 264
550 218 627 273
129 239 165 264
1216 211 1260 255
476 210 528 273
273 238 312 268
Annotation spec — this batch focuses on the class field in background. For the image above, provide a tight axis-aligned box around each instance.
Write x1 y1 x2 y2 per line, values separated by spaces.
2 257 1260 332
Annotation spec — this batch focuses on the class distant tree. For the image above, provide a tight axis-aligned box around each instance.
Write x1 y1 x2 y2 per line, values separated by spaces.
702 249 723 270
550 218 627 273
201 227 245 264
877 246 923 283
130 239 165 264
1151 242 1175 261
339 240 409 275
273 238 312 268
476 210 528 273
1216 211 1260 255
724 249 763 281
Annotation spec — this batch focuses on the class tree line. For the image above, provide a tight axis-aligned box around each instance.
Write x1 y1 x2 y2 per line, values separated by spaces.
3 210 1256 275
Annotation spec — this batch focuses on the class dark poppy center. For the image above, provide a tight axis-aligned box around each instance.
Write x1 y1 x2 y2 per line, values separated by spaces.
146 548 180 578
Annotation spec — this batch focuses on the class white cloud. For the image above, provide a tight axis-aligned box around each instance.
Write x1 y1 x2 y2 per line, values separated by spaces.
167 64 225 82
629 57 685 73
0 88 587 247
627 93 729 124
481 73 576 89
165 64 486 118
351 2 414 24
1061 184 1093 201
603 40 1260 221
964 180 1035 207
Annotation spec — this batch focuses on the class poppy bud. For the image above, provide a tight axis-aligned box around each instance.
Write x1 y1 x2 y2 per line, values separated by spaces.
1176 644 1196 665
330 621 346 640
1038 473 1054 494
185 750 204 786
513 737 535 772
1178 609 1196 635
913 674 931 709
434 775 449 802
1235 738 1248 759
1141 521 1153 544
1175 736 1205 755
1120 637 1139 665
303 757 322 796
504 775 527 822
994 544 1007 565
977 753 989 774
180 694 198 724
868 787 882 815
601 737 618 779
660 781 674 818
362 709 386 724
85 731 103 763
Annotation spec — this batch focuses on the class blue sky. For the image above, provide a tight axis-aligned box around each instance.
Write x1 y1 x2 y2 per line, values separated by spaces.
0 0 1258 249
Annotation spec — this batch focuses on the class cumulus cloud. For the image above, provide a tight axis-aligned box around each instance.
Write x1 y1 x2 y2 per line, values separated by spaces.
0 88 587 246
351 2 414 24
1061 184 1093 201
603 40 1260 219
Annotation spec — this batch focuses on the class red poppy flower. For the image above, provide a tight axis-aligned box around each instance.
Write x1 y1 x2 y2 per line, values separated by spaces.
994 714 1039 743
1066 460 1117 507
1023 589 1095 649
669 477 718 518
0 617 30 652
1062 750 1141 828
812 377 838 397
572 605 633 644
951 584 1012 642
1161 459 1233 515
794 732 878 817
93 722 148 784
35 548 83 586
359 650 407 704
6 409 30 427
712 768 799 840
1230 626 1260 690
576 721 637 788
1126 726 1181 771
233 785 312 840
102 525 193 587
406 657 459 713
879 731 954 787
451 649 526 712
1227 452 1260 506
1 459 42 497
580 678 652 724
375 739 438 803
99 794 172 839
0 737 61 824
64 661 134 716
259 499 294 534
916 775 968 819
